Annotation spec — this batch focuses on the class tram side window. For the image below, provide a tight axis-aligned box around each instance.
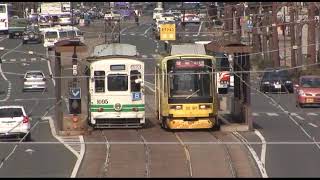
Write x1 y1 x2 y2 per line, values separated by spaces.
94 71 105 92
130 70 141 92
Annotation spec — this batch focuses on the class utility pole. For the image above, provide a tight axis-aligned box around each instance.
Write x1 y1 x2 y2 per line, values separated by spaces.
289 4 297 69
271 2 280 67
252 6 261 53
307 2 316 64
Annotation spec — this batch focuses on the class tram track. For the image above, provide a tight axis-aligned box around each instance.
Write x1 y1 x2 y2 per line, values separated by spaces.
173 132 193 177
100 130 111 177
208 131 237 177
136 129 151 177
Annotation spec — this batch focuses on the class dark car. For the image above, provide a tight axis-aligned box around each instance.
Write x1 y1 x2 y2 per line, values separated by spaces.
260 68 294 93
22 25 42 44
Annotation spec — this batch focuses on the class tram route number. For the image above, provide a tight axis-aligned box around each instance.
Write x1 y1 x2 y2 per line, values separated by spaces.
97 99 108 104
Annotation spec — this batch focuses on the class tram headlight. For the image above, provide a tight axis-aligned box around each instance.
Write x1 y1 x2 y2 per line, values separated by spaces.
199 105 211 109
170 105 182 110
98 107 104 112
114 103 122 111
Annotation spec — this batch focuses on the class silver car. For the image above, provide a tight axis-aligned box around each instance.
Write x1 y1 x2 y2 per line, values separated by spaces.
23 71 47 92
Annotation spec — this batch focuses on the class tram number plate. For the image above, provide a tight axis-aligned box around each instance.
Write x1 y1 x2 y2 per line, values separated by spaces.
132 92 141 101
131 64 141 70
97 99 108 104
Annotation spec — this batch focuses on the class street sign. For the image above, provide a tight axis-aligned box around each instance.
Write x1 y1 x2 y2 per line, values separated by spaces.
70 87 81 99
160 24 176 41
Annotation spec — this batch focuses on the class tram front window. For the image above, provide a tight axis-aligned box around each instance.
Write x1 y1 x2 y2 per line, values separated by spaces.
108 74 128 91
169 70 211 98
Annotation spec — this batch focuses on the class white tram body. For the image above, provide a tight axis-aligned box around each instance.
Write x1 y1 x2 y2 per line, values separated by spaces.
87 44 145 128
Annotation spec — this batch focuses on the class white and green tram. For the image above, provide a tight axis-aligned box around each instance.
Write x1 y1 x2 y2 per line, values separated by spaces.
87 44 145 128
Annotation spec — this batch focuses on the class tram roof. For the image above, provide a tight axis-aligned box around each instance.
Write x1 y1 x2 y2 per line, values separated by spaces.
89 43 137 58
170 44 206 55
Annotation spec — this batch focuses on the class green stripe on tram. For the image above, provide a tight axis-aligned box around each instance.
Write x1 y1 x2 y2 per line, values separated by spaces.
90 108 145 112
90 104 145 108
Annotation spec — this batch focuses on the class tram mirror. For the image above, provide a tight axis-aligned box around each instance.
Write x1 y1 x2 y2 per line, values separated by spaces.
135 78 143 84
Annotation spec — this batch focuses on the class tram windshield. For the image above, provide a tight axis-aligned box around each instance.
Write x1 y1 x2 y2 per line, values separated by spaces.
168 59 212 99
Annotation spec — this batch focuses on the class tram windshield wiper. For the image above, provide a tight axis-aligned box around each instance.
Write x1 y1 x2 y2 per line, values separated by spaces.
186 89 200 99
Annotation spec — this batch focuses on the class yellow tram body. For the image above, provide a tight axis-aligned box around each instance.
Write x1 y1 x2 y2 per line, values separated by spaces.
155 54 219 130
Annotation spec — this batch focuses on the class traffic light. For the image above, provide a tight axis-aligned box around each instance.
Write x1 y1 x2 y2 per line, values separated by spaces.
69 98 81 114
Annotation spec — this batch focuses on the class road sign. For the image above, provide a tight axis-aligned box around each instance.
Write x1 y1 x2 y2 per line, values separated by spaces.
72 65 78 76
160 24 176 41
70 88 81 99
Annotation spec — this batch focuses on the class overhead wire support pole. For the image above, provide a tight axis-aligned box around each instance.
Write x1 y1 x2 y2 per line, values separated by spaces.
271 2 280 67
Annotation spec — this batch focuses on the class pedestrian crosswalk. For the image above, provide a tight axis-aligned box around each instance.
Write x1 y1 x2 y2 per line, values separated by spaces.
252 112 320 118
59 135 82 155
1 57 47 63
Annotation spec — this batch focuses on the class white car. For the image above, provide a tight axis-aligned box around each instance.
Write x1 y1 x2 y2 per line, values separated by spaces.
23 71 47 92
104 11 121 21
0 106 31 141
153 7 164 20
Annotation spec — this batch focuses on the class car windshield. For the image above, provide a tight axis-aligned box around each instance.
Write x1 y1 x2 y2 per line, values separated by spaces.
0 108 23 118
300 77 320 88
107 74 128 91
26 72 44 78
263 70 290 81
45 31 58 39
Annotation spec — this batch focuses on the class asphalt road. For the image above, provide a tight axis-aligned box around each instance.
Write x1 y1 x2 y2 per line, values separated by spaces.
78 17 259 178
0 36 77 177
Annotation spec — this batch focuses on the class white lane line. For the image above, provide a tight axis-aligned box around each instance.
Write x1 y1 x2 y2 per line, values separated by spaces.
130 33 135 36
185 34 190 37
71 136 85 178
307 112 318 116
198 21 204 36
266 113 279 116
290 113 305 120
9 59 16 62
233 132 268 178
1 59 5 62
30 57 37 61
201 34 207 37
308 123 318 128
142 55 148 58
46 116 84 178
254 130 267 169
252 112 259 116
144 25 153 35
14 97 56 101
46 48 55 86
21 58 26 62
0 42 22 101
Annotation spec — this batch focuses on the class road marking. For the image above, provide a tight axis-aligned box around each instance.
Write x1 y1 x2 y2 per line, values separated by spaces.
1 59 5 62
130 33 135 36
252 112 259 116
201 34 207 37
30 57 37 61
0 42 22 102
141 55 148 58
254 130 267 169
152 54 158 58
21 58 26 62
45 116 84 178
196 21 203 36
307 112 318 116
9 59 16 62
233 132 268 178
46 48 55 86
291 113 305 120
308 123 318 128
143 26 151 35
14 97 55 101
185 34 190 37
41 58 47 61
266 113 279 116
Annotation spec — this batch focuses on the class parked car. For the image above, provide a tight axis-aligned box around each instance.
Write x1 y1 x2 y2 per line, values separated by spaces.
0 106 31 141
260 68 294 93
23 71 47 92
22 25 42 44
295 75 320 107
